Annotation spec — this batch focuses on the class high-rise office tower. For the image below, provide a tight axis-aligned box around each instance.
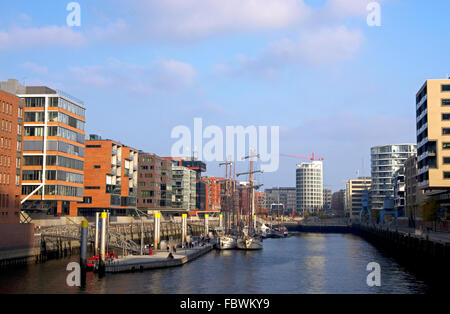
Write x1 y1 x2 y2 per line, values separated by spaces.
296 161 324 215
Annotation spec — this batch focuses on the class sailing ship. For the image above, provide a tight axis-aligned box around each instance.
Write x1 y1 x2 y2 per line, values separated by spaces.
236 150 263 250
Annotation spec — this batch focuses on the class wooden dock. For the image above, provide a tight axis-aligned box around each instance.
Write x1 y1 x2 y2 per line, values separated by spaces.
105 244 213 273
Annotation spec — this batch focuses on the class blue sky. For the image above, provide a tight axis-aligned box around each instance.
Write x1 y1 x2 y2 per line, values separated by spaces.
1 0 450 192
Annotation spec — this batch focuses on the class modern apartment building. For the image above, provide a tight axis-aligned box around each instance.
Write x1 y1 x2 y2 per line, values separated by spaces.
0 89 34 249
370 144 417 211
137 153 173 214
393 167 406 216
265 187 296 215
1 79 86 216
296 161 324 215
77 135 139 216
323 188 332 211
202 176 224 212
171 165 196 212
332 190 345 216
164 158 207 211
345 177 371 220
405 155 426 221
255 191 267 215
0 90 23 224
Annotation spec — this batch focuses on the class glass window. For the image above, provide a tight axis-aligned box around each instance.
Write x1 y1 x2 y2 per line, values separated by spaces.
442 99 450 106
442 85 450 92
443 128 450 135
443 114 450 120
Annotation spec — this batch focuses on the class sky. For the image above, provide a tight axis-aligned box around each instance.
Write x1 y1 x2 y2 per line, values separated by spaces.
1 0 450 193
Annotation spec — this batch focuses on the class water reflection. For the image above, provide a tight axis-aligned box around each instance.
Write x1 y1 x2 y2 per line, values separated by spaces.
0 234 428 294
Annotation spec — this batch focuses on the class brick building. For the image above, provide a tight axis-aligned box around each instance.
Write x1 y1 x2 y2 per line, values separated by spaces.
0 89 33 249
77 135 139 216
137 152 173 213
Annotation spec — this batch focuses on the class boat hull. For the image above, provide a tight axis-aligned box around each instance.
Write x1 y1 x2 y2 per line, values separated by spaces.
237 237 263 250
216 236 237 250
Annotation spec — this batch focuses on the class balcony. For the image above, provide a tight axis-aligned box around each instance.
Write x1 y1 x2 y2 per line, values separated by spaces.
133 164 138 171
112 148 117 155
116 160 122 167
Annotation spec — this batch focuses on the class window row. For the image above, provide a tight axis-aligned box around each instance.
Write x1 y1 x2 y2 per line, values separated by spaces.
21 184 83 197
0 137 12 150
23 140 84 157
1 101 13 115
23 155 84 171
22 169 83 184
24 111 85 131
24 126 84 144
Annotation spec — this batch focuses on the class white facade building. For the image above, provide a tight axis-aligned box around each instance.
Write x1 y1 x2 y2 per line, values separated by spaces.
370 144 417 211
296 161 324 215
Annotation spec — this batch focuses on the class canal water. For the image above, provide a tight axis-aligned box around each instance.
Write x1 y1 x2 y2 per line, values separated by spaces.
0 233 428 294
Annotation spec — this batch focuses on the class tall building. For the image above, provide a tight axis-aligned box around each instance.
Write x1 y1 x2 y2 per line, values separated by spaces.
255 191 267 215
1 79 86 216
0 89 33 249
331 190 345 216
416 78 450 219
137 153 173 214
405 155 426 221
370 144 417 211
164 158 207 211
345 177 371 220
296 161 324 215
393 167 406 216
323 188 332 211
77 135 139 216
202 177 224 212
171 165 196 212
265 187 296 215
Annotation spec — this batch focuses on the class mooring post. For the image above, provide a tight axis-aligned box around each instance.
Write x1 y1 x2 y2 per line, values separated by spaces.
182 213 187 244
219 213 223 229
204 214 209 238
80 220 88 288
154 213 161 250
99 211 107 276
94 212 99 255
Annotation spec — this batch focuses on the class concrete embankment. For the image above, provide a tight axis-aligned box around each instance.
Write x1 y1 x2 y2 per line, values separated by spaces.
352 224 450 286
105 244 213 273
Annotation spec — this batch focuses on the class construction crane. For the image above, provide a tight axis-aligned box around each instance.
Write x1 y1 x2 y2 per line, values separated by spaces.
280 152 324 162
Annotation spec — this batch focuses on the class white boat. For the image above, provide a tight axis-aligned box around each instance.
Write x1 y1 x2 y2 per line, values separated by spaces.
237 235 263 250
216 235 237 250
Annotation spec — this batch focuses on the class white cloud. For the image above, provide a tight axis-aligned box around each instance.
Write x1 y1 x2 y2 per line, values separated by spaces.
219 25 363 77
0 26 87 50
20 62 49 76
106 0 313 41
69 58 196 94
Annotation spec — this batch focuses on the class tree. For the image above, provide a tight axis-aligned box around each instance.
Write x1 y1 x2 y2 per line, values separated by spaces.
421 198 440 231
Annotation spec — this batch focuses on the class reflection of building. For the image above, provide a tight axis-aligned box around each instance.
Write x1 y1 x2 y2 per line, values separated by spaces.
137 152 172 213
265 187 296 215
405 155 426 220
370 144 417 211
77 135 139 216
345 178 371 220
171 166 196 211
323 188 332 211
296 161 323 214
332 190 345 216
0 89 33 249
1 79 86 216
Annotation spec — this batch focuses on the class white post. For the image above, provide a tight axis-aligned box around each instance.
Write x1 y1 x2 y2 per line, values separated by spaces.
182 213 187 244
204 214 209 237
219 213 223 229
94 212 99 255
154 213 161 250
99 212 107 275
